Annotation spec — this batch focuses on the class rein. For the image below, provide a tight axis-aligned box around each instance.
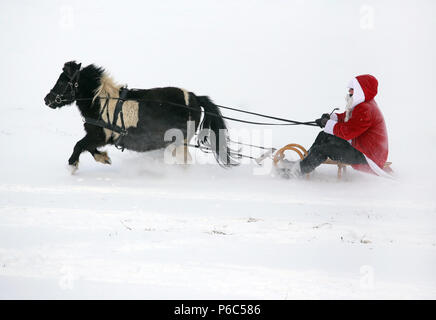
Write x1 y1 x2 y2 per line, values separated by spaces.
50 68 318 127
75 96 319 127
49 68 319 163
80 93 314 161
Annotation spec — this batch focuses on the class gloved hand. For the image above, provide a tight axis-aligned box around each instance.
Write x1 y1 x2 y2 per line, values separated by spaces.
315 113 330 128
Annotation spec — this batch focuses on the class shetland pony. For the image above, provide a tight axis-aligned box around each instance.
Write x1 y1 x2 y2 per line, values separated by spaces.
44 61 235 171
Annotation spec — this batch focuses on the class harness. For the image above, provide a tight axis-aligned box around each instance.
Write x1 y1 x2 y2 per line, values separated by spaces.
84 87 130 151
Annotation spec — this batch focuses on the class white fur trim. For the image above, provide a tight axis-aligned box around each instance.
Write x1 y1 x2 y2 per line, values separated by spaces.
349 77 365 108
330 113 338 121
364 155 393 179
324 119 337 135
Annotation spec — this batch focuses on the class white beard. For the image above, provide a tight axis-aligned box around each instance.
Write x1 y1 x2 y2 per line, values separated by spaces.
345 94 354 122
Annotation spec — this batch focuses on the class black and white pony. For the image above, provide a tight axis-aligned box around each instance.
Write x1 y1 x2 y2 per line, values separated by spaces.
44 61 236 172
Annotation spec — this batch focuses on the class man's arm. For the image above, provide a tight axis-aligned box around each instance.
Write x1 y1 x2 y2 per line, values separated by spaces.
330 112 346 123
324 106 372 141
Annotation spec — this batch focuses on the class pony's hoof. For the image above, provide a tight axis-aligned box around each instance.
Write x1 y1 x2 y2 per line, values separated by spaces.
94 152 112 165
69 161 79 175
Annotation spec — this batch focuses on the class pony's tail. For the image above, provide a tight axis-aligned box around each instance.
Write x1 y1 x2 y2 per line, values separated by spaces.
196 96 238 167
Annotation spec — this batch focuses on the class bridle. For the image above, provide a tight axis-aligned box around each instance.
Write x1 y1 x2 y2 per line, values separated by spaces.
50 69 80 104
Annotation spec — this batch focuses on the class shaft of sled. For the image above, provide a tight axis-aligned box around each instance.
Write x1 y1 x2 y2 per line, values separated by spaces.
186 143 263 162
229 139 277 152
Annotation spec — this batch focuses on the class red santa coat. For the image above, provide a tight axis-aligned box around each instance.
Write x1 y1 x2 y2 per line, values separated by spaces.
324 75 389 175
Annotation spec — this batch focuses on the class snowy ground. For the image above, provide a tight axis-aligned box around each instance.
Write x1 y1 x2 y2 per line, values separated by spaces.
1 1 436 299
1 104 435 299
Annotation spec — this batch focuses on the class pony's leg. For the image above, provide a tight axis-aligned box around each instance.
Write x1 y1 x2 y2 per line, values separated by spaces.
68 134 107 173
91 149 112 165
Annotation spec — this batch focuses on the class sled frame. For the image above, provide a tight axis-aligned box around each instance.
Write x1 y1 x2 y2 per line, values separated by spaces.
273 144 392 179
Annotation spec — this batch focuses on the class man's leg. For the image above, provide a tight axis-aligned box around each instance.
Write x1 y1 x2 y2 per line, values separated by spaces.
300 131 367 174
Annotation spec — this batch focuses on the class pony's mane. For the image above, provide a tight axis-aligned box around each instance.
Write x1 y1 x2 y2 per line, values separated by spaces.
93 72 122 101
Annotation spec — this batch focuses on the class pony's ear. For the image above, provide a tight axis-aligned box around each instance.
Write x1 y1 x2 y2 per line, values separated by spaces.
63 61 81 76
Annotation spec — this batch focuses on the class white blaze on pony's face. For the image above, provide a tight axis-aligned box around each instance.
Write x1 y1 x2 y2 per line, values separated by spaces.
93 73 139 142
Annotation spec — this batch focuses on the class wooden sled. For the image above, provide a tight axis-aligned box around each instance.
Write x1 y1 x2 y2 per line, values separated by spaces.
273 143 392 179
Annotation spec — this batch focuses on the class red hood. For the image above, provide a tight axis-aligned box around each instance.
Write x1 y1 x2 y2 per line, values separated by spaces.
356 74 378 101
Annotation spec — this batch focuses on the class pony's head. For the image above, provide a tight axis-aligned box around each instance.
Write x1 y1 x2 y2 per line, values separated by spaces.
44 61 82 109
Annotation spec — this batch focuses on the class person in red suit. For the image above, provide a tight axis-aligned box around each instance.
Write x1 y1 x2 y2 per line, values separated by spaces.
278 74 390 178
